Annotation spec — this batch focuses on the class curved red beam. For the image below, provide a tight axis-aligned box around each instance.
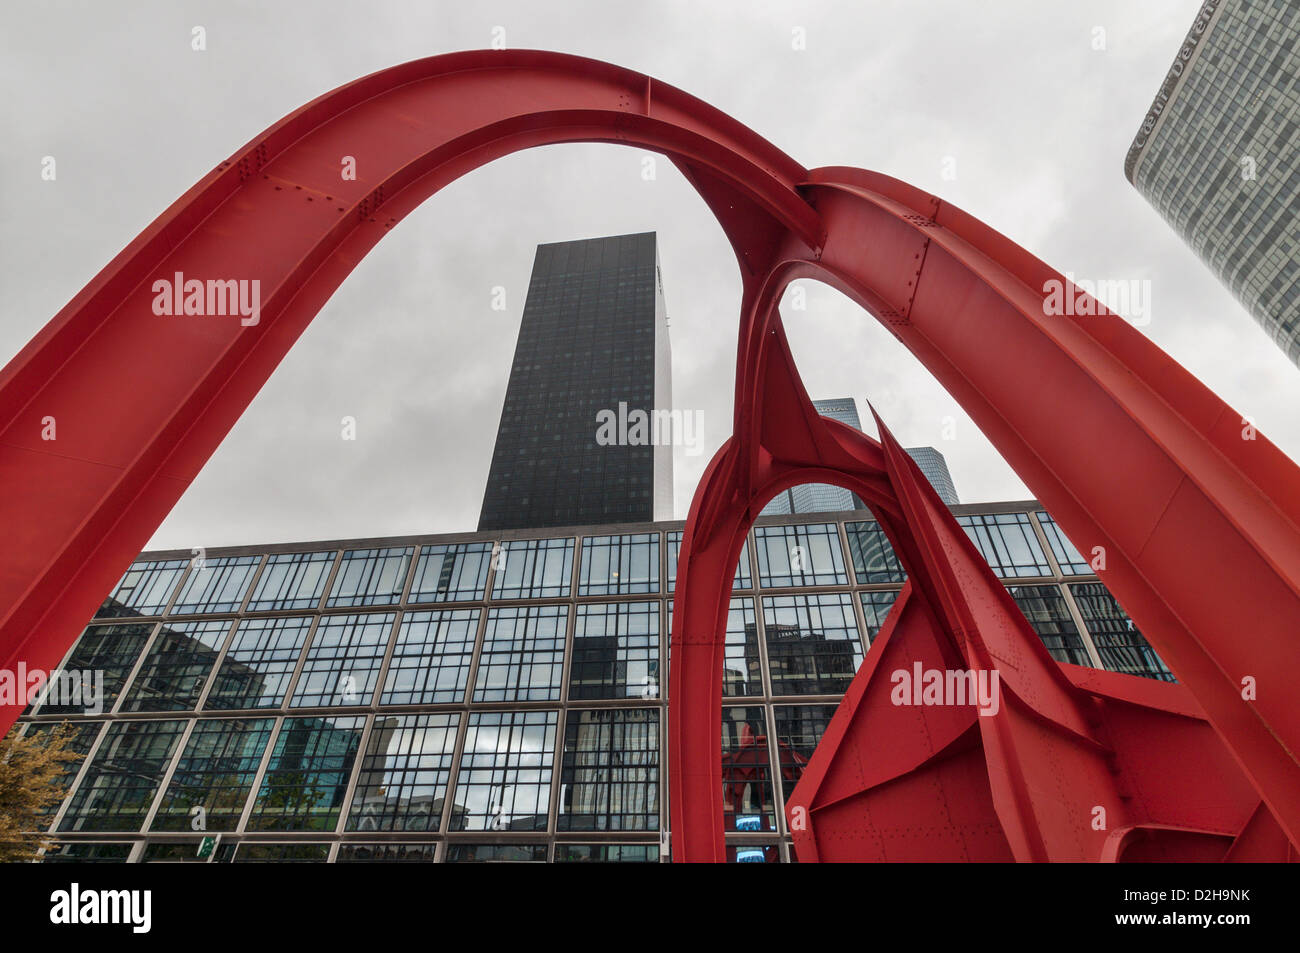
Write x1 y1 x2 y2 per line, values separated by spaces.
0 50 1296 861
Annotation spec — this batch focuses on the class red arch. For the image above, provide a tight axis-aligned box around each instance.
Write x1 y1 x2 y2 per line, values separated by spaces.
1 51 1297 861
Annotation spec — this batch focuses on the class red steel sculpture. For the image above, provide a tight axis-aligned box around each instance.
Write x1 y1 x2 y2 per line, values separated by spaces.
0 51 1297 862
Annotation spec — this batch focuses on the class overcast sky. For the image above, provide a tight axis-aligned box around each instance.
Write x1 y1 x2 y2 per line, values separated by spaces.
4 0 1299 552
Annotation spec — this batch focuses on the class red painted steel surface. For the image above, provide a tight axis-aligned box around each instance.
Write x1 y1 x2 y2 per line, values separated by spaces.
0 51 1296 862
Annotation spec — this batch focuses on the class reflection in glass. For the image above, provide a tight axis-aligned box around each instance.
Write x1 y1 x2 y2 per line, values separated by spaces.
845 521 906 584
1036 512 1092 575
858 590 900 644
772 705 838 811
380 609 479 705
121 619 232 712
754 524 848 587
347 713 460 832
152 717 274 831
247 716 365 831
409 543 492 603
22 720 103 829
171 556 260 614
204 616 312 710
578 533 660 595
290 613 394 708
454 710 557 831
555 844 658 862
246 551 335 611
490 538 574 599
1008 585 1093 666
474 605 567 702
58 720 187 832
96 559 187 618
36 622 154 715
1070 583 1175 682
727 843 781 863
721 707 775 832
337 843 437 862
233 843 330 862
444 843 547 862
558 708 658 832
763 593 863 695
570 601 659 700
326 548 413 608
668 598 763 697
666 531 751 591
956 513 1052 578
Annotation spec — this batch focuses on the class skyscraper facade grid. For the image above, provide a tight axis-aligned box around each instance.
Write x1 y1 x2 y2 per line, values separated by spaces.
1125 0 1300 366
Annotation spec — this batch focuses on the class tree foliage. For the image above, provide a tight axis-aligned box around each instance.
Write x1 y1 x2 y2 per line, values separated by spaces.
0 723 86 862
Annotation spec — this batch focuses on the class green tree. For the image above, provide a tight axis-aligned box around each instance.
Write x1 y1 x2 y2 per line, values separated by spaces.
0 723 86 862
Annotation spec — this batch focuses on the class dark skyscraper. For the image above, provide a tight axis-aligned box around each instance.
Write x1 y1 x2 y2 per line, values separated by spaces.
478 232 673 531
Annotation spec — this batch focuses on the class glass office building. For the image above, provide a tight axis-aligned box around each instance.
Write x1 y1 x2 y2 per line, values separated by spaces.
478 232 674 531
24 501 1172 864
904 446 959 506
1125 0 1300 365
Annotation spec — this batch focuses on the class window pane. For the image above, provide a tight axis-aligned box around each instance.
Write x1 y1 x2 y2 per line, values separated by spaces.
858 590 900 644
1070 583 1175 682
1037 512 1092 575
290 613 394 708
555 843 658 862
22 720 104 829
558 707 659 832
1007 585 1092 667
347 713 460 832
772 705 838 813
667 598 763 697
454 710 557 831
763 593 863 695
956 513 1052 578
326 548 413 608
578 533 660 595
727 843 781 863
151 717 275 831
247 715 365 831
474 606 567 702
379 609 479 705
491 538 574 599
96 559 186 618
246 551 335 611
58 720 188 832
41 842 133 863
845 521 907 584
204 616 313 710
444 843 547 862
337 843 437 862
35 622 154 716
409 543 491 603
233 843 331 862
570 601 659 700
121 619 232 712
722 706 775 832
171 556 260 614
666 532 750 591
754 524 848 587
